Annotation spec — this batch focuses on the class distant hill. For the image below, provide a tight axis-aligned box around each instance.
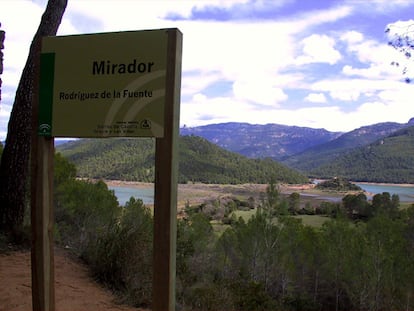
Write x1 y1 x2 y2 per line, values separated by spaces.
58 119 414 184
309 125 414 183
282 121 412 172
180 122 342 160
58 135 308 184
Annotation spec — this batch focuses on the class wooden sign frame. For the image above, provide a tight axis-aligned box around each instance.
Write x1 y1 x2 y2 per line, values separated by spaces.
30 28 182 311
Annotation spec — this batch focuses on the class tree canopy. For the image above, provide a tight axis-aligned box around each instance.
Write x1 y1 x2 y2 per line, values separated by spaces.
386 20 414 83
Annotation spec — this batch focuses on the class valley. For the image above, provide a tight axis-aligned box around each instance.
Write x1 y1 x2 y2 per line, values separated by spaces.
106 179 414 212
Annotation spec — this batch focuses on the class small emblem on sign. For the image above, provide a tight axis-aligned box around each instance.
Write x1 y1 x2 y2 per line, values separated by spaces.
141 119 151 129
38 123 52 135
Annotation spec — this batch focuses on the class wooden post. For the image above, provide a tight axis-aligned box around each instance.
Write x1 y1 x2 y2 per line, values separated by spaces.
31 43 55 311
153 28 182 311
30 136 55 311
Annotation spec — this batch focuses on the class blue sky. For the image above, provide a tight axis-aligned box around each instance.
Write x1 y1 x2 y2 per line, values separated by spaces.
1 0 414 140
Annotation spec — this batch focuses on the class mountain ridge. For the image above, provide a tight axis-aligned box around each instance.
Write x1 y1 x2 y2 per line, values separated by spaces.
59 118 414 184
282 121 412 171
181 119 414 163
309 125 414 183
58 135 308 184
181 122 342 160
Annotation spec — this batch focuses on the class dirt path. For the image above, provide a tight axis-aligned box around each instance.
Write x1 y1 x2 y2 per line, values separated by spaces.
0 248 143 311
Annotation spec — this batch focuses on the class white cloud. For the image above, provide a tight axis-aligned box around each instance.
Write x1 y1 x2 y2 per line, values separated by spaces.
181 94 252 126
181 71 226 97
233 80 287 105
0 0 413 140
0 104 11 117
295 34 342 65
342 63 402 80
340 30 363 44
305 93 327 103
339 29 409 82
291 5 353 31
0 1 43 88
310 78 408 102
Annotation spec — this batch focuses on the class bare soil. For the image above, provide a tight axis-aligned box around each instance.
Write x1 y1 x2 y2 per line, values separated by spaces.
104 180 318 209
0 248 144 311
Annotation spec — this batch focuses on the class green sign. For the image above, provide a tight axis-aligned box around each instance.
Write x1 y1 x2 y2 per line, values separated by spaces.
39 29 169 137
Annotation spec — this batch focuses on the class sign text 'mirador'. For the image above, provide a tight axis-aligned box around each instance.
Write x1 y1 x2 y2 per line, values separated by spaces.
92 59 155 75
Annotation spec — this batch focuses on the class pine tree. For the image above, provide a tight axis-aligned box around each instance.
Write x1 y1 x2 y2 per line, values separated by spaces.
0 0 67 239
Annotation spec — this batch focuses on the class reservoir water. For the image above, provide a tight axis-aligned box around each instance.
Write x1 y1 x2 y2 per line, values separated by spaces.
109 186 154 206
355 183 414 203
109 183 414 206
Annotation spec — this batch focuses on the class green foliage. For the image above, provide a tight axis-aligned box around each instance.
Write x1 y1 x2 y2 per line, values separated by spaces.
283 121 407 172
175 194 414 311
288 192 301 213
233 281 276 311
258 181 290 216
179 135 307 184
311 126 414 183
54 179 120 252
54 152 76 186
53 153 414 310
58 136 308 184
54 154 154 307
316 177 362 191
59 138 155 181
88 198 154 307
342 193 372 219
177 213 217 310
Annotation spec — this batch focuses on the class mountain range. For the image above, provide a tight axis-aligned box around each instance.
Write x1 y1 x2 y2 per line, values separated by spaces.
309 125 414 183
181 122 342 160
181 119 414 163
281 120 414 172
180 118 414 183
59 118 414 184
58 135 308 184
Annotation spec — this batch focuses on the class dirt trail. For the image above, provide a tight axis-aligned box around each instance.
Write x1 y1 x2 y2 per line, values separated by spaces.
0 248 143 311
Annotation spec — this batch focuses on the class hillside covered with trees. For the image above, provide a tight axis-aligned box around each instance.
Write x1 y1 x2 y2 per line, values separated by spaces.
282 121 412 172
59 135 308 184
310 126 414 183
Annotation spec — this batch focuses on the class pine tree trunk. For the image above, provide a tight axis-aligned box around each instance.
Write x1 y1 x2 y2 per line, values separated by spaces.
0 0 67 239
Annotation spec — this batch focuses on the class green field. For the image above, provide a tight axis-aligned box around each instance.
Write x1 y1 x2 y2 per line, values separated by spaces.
231 209 330 228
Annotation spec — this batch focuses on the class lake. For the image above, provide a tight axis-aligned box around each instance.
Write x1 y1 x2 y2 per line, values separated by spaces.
108 186 154 206
109 182 414 206
355 183 414 203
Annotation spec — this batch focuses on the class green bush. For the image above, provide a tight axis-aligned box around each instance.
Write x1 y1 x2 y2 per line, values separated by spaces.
54 179 120 253
88 198 153 308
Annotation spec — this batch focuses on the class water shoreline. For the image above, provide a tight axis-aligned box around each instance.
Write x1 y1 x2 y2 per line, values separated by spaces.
354 181 414 188
104 179 414 205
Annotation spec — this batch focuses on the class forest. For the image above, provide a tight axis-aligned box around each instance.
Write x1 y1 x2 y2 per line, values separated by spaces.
58 136 308 184
309 126 414 183
35 152 414 311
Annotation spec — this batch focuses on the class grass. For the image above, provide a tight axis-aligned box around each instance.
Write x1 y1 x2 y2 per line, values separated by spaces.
211 220 230 236
230 209 330 228
232 209 257 222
